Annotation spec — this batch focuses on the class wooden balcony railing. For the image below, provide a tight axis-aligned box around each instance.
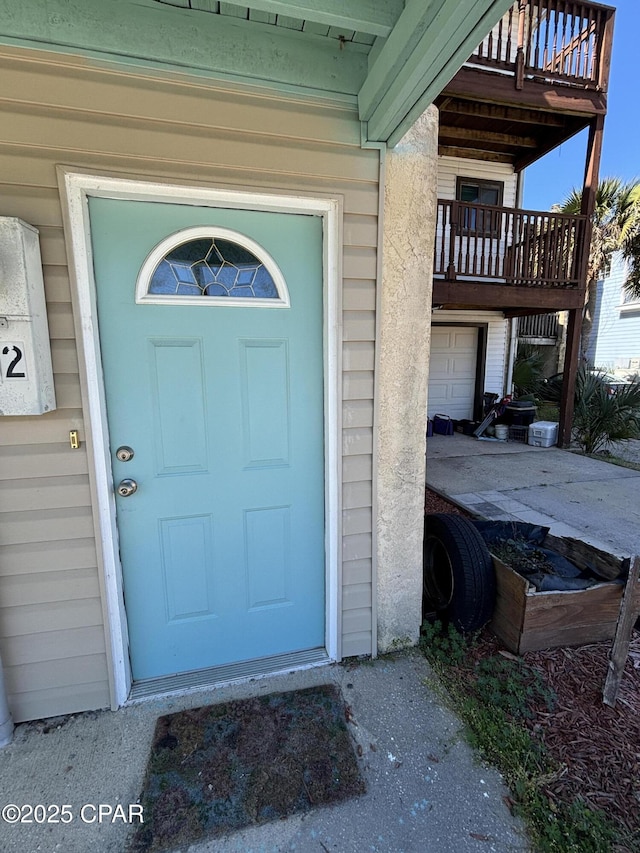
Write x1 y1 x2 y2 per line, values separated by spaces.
434 200 588 288
517 313 560 339
470 0 614 91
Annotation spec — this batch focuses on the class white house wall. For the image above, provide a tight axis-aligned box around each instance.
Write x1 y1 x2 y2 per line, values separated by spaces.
430 309 509 404
437 156 517 205
0 45 380 721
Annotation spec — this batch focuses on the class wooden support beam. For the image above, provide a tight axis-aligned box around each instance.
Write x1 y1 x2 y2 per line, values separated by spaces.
438 146 513 164
437 98 567 128
439 126 539 148
558 308 581 448
432 281 584 312
603 555 640 707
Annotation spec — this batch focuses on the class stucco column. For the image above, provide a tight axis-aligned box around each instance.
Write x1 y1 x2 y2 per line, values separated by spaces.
375 106 438 652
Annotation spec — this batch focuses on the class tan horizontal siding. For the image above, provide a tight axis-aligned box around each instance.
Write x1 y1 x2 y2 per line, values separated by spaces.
343 311 375 341
343 558 372 586
10 682 110 724
343 341 375 371
342 583 372 611
6 653 108 694
0 539 98 576
343 480 372 510
0 45 379 719
342 507 372 537
342 533 372 562
0 507 95 547
0 568 100 607
342 630 372 658
2 625 106 666
343 279 376 311
0 445 88 480
342 427 373 457
50 340 79 374
0 476 91 513
343 371 375 400
343 454 373 484
343 400 374 429
1 598 104 637
1 107 379 184
343 247 377 279
342 607 371 635
0 154 380 217
0 410 83 446
42 266 71 302
0 54 362 146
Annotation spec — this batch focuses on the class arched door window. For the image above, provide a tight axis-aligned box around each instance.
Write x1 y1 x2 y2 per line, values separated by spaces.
136 226 290 307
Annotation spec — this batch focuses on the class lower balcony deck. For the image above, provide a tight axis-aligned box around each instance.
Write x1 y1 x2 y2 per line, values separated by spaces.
432 199 588 313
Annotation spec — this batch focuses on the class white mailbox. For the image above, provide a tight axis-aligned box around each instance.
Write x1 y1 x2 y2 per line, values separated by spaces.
0 217 56 415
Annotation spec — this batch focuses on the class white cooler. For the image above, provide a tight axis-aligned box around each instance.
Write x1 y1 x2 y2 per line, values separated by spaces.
527 421 559 447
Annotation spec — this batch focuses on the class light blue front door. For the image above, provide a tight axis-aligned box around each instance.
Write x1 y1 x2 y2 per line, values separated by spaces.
89 198 325 681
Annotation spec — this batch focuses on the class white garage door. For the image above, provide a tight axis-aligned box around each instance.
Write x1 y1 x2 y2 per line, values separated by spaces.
428 326 478 421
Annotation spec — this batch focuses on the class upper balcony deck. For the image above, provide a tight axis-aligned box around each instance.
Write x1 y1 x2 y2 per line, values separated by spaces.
436 0 615 170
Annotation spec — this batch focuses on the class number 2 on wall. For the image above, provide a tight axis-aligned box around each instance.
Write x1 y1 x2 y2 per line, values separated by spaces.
1 344 27 379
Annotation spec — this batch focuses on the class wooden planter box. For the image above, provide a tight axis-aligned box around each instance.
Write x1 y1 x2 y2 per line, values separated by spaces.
490 534 629 655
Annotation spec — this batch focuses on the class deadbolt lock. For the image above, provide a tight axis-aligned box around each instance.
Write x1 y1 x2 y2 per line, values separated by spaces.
116 445 135 462
117 478 138 497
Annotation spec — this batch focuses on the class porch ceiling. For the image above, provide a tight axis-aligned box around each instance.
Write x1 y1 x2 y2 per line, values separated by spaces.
0 0 515 146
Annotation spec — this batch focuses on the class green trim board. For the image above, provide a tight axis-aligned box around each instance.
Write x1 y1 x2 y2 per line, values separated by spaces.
0 0 519 145
361 0 517 145
0 0 368 97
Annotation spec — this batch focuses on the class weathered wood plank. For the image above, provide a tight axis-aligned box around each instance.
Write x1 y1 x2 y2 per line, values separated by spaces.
603 556 640 707
546 533 628 581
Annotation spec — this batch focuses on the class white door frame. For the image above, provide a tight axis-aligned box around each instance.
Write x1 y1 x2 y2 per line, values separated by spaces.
58 169 342 708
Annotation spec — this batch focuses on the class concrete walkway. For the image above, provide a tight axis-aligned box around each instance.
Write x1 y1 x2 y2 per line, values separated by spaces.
0 650 528 853
426 434 640 559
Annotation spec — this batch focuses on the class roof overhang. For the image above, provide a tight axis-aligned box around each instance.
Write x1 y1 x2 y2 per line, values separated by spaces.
0 0 515 147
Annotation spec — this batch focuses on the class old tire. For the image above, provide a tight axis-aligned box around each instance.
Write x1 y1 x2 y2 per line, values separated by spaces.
423 513 496 632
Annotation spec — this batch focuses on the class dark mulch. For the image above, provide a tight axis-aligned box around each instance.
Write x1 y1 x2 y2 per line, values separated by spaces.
129 684 365 852
467 630 640 844
425 488 471 517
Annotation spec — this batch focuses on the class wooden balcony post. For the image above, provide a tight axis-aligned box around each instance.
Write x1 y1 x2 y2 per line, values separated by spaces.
597 9 615 92
515 1 527 89
559 307 581 447
559 113 605 447
446 201 458 280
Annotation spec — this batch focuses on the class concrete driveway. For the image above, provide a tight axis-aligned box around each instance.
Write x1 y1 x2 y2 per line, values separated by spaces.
426 434 640 559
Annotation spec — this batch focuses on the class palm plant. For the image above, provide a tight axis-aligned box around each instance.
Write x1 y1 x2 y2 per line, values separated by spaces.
512 344 546 398
571 367 640 455
558 178 640 355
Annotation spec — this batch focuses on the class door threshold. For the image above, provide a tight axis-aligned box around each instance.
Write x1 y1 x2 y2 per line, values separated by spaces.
127 647 331 702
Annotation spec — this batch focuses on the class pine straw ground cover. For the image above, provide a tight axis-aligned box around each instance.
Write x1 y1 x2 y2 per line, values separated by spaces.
423 488 640 852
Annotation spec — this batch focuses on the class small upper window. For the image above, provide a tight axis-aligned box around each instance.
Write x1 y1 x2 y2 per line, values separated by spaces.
136 226 289 307
456 177 504 237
